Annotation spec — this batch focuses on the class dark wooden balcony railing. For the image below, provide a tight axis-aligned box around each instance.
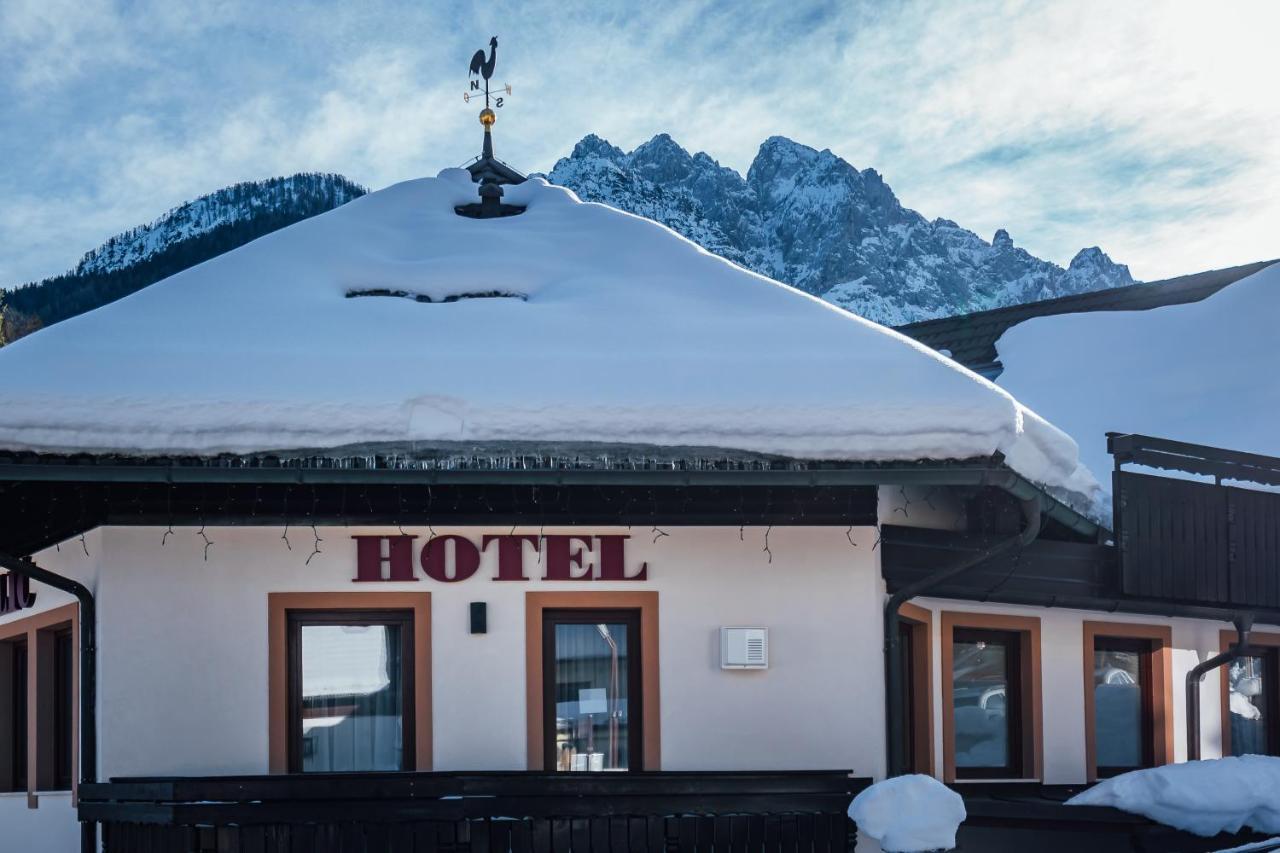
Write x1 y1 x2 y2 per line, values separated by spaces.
79 769 867 853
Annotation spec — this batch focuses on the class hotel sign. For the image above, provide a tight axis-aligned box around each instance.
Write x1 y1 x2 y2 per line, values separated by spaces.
352 534 648 583
0 573 37 615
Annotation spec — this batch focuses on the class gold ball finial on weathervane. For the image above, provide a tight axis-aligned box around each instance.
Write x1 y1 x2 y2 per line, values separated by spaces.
479 107 496 129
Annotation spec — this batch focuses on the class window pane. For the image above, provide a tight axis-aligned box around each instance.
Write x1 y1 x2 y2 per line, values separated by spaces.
300 624 403 772
6 640 27 792
953 637 1011 770
54 629 73 789
552 622 631 771
898 622 916 773
1229 655 1273 756
1094 647 1144 768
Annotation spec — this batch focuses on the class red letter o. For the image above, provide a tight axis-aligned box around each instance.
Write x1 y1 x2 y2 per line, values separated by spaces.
421 535 481 582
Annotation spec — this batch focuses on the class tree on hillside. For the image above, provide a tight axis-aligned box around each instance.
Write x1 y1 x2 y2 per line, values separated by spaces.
0 301 43 346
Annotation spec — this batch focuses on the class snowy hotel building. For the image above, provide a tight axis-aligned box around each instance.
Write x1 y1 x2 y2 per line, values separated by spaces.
1 148 1278 853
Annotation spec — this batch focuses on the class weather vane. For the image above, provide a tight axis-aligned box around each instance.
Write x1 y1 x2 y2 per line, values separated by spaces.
459 36 524 219
464 36 512 132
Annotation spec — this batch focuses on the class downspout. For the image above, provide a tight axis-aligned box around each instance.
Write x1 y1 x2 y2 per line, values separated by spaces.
1186 614 1254 761
0 550 97 853
883 494 1042 778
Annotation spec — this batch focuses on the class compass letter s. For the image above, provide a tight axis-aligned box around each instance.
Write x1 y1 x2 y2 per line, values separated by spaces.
495 97 504 108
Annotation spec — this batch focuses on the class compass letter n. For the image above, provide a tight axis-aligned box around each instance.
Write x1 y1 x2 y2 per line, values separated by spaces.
470 80 480 91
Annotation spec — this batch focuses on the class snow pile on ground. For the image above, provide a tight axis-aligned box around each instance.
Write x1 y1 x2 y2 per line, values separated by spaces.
997 261 1280 495
849 775 966 852
0 169 1097 508
1067 755 1280 837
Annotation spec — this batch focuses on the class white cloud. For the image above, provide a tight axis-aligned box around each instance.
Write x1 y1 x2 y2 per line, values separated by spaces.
1 0 1276 286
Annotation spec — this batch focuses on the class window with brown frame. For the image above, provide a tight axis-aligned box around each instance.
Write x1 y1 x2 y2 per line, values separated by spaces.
941 612 1042 782
1092 636 1154 775
51 627 74 790
1082 622 1172 781
1222 630 1280 758
897 603 934 775
1 637 28 793
286 609 415 773
542 608 643 771
950 628 1023 778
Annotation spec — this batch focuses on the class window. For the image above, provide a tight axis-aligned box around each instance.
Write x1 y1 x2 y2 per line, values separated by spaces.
287 610 415 773
897 603 934 775
941 612 1041 782
525 592 660 771
950 628 1022 778
1092 637 1153 773
0 604 78 796
268 592 432 774
1 638 27 793
52 628 73 790
1223 636 1280 758
542 609 641 771
1082 622 1172 780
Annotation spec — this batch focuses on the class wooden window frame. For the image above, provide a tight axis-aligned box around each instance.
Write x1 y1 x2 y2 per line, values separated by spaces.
286 608 416 773
0 603 79 808
898 603 935 776
525 592 660 771
541 608 644 771
268 592 431 773
1219 629 1280 758
1082 621 1173 781
940 611 1042 783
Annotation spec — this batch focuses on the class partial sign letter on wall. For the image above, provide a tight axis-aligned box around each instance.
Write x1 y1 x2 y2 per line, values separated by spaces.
596 535 647 581
351 535 418 582
0 573 37 614
482 535 540 581
422 535 482 583
543 535 595 581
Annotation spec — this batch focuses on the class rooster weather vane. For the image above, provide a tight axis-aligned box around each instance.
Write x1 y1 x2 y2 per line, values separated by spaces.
464 36 512 131
460 36 524 218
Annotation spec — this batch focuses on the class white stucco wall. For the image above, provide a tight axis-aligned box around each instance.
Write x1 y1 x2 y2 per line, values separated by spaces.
911 596 1244 783
0 521 1269 851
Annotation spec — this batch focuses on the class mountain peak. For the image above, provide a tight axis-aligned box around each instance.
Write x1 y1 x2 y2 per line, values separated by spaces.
992 228 1014 249
570 133 626 162
1059 246 1134 294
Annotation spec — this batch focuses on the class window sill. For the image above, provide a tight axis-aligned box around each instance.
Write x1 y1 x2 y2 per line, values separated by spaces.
951 778 1042 784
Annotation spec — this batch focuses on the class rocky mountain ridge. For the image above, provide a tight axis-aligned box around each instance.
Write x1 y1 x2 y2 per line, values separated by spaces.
545 133 1134 325
2 137 1133 344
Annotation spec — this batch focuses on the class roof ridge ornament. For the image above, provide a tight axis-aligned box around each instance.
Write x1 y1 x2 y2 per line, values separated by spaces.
459 35 526 219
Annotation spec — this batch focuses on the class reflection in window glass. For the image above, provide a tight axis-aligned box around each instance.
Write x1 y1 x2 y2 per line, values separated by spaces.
1229 654 1275 757
1094 645 1144 770
952 631 1016 774
300 624 403 772
552 622 631 771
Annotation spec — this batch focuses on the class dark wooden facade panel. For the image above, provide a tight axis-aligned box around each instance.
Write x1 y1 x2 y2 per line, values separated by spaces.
1118 471 1280 609
104 814 856 853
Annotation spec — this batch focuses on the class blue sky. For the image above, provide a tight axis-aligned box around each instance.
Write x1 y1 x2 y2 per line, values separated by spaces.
1 0 1276 286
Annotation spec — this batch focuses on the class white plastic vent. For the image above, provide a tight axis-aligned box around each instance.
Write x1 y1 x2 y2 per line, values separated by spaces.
720 627 769 669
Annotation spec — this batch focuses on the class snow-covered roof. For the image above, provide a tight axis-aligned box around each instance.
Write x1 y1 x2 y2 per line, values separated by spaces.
997 261 1280 494
0 170 1099 509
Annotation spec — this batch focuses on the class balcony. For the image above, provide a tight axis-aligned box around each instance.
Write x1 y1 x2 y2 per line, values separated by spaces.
79 769 867 853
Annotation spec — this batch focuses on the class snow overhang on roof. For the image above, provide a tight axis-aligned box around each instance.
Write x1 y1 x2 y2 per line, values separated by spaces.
0 169 1103 520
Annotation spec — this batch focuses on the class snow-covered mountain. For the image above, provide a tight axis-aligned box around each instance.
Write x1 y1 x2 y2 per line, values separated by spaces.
547 134 1134 325
73 173 366 275
1 174 366 345
4 139 1132 344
